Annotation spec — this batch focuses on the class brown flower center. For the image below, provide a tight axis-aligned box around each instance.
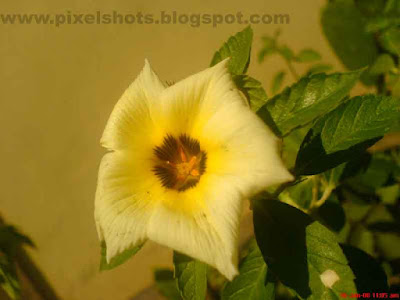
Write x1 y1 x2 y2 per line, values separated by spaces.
152 134 207 191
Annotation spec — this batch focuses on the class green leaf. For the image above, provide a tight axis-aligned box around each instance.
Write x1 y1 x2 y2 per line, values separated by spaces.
154 268 182 300
323 163 346 187
365 16 400 32
278 45 295 61
306 64 333 75
261 70 361 136
354 0 387 17
321 0 378 85
365 205 394 225
339 152 372 181
369 54 395 75
296 49 322 62
233 75 268 112
337 222 351 244
99 241 143 271
316 95 399 153
346 156 394 191
271 71 286 95
253 199 356 299
0 225 34 256
173 252 207 300
379 27 400 56
342 190 372 223
349 224 376 256
341 245 389 294
211 26 253 75
221 239 275 300
295 136 378 176
295 95 400 175
317 194 346 233
258 36 277 63
392 75 400 97
375 232 400 260
377 184 400 205
0 254 20 300
281 126 311 169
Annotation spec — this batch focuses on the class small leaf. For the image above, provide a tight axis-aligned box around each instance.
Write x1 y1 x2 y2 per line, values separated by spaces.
173 252 207 300
258 36 277 63
260 70 361 137
342 190 372 223
379 27 400 56
366 16 400 32
222 239 275 300
296 49 322 62
154 268 182 300
321 0 378 85
317 194 346 233
278 45 295 61
295 95 400 175
211 26 253 75
233 75 268 112
346 156 395 191
375 232 400 260
349 224 376 256
271 71 286 95
306 64 333 75
369 54 395 75
365 205 394 226
99 241 143 271
0 225 34 256
253 199 356 299
0 254 20 300
377 185 400 205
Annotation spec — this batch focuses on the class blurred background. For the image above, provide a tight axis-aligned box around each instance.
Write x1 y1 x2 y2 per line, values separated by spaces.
0 0 373 299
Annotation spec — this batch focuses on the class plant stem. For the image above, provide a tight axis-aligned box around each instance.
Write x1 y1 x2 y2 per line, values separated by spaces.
15 248 61 300
272 180 296 198
286 59 299 80
313 185 334 208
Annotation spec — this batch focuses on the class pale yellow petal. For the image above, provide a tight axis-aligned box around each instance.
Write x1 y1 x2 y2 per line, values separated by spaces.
95 151 157 262
146 175 241 280
101 60 165 151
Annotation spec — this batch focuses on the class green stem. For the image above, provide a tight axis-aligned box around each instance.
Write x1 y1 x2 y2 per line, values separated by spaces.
310 175 335 209
272 180 296 198
286 59 299 80
313 185 334 208
15 248 61 300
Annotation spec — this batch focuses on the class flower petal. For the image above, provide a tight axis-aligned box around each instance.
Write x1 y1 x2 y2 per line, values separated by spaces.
101 60 165 151
146 175 241 280
95 151 158 262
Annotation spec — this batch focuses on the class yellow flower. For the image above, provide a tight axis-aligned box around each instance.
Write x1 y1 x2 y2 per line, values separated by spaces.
95 59 293 280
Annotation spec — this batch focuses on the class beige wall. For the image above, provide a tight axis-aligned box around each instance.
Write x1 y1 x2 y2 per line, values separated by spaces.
0 1 364 299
